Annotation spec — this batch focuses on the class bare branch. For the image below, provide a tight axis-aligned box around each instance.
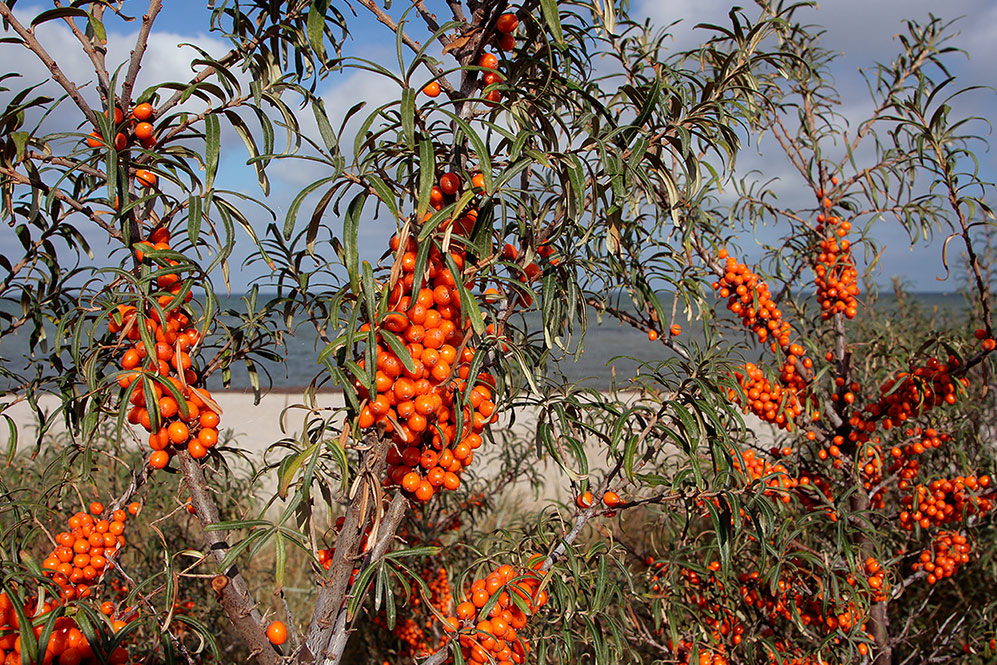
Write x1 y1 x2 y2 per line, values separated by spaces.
121 0 163 106
176 451 282 665
0 1 99 128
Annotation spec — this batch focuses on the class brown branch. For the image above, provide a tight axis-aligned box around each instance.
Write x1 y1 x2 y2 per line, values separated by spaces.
355 0 456 97
322 493 408 664
121 0 162 106
53 0 111 101
0 165 123 241
0 1 99 128
25 152 107 180
176 451 282 665
585 296 690 361
301 427 396 664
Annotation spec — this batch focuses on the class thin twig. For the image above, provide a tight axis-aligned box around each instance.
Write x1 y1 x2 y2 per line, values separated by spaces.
0 1 99 128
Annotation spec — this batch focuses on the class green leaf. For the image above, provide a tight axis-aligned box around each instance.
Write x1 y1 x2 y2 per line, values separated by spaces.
86 11 106 44
400 87 415 149
204 113 220 191
365 174 399 220
343 193 366 293
307 0 328 62
30 7 89 27
224 110 269 195
539 0 564 45
416 137 435 220
443 253 485 335
2 414 16 466
188 194 202 244
277 440 321 500
379 329 418 374
312 97 339 154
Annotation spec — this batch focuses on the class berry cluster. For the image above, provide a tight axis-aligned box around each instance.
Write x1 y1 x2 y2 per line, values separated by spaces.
375 566 454 658
0 595 131 665
731 448 797 504
85 104 158 187
911 531 972 584
729 363 804 430
422 12 520 101
112 227 223 470
359 230 500 503
40 502 136 602
813 211 859 320
862 557 889 602
646 557 874 665
316 517 362 583
448 562 547 665
714 250 814 430
2 503 137 665
899 476 993 531
852 356 969 433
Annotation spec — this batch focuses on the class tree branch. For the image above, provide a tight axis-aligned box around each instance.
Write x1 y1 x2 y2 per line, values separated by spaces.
0 1 99 128
121 0 163 106
176 450 282 665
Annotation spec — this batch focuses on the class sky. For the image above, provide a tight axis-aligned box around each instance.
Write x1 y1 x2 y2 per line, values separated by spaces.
2 0 995 295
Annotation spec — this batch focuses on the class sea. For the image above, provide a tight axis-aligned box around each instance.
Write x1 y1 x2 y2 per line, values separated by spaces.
0 292 970 393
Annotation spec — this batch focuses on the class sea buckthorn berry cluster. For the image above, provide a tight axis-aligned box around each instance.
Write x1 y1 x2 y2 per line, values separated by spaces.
714 250 790 346
974 328 997 351
448 562 547 665
732 448 797 503
738 568 870 645
358 234 500 503
911 531 972 584
111 227 222 470
86 104 158 151
316 516 363 580
713 249 814 429
853 356 969 433
646 555 879 665
794 470 836 519
40 502 134 602
862 558 889 602
813 210 859 320
899 476 993 531
421 12 518 100
0 593 130 665
729 363 803 430
2 504 138 665
885 426 950 490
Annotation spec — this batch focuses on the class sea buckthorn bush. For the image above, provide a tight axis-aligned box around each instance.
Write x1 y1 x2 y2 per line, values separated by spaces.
1 1 996 665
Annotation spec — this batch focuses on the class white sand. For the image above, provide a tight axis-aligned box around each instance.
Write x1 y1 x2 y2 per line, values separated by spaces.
0 390 779 505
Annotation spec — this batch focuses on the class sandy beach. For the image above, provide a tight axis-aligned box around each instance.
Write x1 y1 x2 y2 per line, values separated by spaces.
1 389 780 505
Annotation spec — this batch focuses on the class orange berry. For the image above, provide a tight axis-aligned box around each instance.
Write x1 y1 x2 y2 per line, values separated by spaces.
439 172 461 195
478 52 498 70
647 329 658 341
132 103 154 121
496 13 519 33
266 621 287 646
134 122 155 141
149 450 169 469
135 169 157 188
167 421 190 445
423 80 441 97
